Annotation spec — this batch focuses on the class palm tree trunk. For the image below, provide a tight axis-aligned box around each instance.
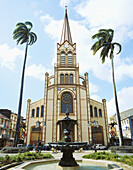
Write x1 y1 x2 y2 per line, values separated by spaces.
14 42 28 147
111 55 123 146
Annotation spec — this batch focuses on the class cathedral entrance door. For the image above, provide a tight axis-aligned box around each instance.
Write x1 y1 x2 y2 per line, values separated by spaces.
30 126 42 145
92 126 104 145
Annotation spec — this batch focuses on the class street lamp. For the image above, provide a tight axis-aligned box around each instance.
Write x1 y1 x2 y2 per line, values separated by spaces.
88 120 99 152
35 121 46 145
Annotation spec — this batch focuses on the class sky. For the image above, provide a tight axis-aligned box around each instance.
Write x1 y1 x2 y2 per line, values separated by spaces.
0 0 133 118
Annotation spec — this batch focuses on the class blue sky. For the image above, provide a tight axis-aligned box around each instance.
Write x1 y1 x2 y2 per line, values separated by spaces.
0 0 133 118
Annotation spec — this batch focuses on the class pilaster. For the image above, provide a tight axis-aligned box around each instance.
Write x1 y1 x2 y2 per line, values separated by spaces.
44 72 49 143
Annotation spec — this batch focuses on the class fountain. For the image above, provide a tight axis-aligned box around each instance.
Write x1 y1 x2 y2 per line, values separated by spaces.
48 110 87 167
15 110 122 169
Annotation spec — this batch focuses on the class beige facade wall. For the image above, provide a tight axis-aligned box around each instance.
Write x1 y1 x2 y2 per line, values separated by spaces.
26 41 109 146
26 98 44 145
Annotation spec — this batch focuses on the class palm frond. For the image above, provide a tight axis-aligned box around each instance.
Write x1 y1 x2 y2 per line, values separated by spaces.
113 42 122 54
91 32 107 40
25 21 33 31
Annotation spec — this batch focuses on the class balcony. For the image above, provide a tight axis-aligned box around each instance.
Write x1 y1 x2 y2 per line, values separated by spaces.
2 134 10 139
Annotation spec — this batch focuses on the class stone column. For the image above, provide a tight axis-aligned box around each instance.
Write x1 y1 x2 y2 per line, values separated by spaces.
26 99 31 145
43 72 49 143
102 99 109 145
85 72 90 143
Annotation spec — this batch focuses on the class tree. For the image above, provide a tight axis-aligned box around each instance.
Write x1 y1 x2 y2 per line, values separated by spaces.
91 29 123 146
13 21 37 146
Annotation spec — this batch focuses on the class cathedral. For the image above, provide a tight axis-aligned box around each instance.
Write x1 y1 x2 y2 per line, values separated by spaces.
26 9 109 146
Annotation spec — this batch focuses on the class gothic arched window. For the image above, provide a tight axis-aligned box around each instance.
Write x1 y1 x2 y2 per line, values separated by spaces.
60 74 64 84
99 109 102 117
90 105 93 117
36 107 39 117
61 92 73 113
41 106 44 117
94 107 97 117
65 74 68 84
70 74 73 84
61 53 65 65
68 52 73 65
32 109 35 117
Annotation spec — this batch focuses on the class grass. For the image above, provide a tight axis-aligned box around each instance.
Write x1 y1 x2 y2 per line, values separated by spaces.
0 152 54 168
83 151 133 167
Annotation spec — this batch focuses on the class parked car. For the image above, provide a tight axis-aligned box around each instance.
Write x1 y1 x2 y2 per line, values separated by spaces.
83 144 92 150
17 144 24 147
92 144 107 150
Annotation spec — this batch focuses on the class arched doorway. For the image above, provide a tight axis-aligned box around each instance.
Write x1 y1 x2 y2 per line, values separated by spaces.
91 126 104 145
30 126 42 145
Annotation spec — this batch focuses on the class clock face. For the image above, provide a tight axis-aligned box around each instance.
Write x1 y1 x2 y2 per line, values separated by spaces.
64 44 69 48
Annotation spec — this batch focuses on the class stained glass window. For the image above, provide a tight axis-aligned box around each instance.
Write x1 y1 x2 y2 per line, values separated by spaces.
32 109 35 117
60 74 64 84
61 92 73 113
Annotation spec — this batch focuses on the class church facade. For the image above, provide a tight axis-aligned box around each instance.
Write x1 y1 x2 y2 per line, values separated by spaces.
26 9 109 146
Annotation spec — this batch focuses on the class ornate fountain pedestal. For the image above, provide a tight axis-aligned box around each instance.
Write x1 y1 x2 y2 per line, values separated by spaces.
49 142 87 167
59 144 78 167
49 110 87 167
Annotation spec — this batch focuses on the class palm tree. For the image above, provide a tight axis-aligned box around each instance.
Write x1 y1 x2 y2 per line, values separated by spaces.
91 29 123 146
13 21 37 146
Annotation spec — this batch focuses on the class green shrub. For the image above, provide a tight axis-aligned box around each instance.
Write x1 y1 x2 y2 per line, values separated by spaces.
83 152 133 167
5 155 10 161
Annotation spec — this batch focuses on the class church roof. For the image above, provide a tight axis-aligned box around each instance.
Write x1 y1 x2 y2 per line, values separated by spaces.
60 8 73 45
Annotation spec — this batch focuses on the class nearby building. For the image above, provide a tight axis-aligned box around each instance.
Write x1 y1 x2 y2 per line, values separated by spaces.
109 108 133 145
0 113 10 147
26 9 109 146
0 109 26 147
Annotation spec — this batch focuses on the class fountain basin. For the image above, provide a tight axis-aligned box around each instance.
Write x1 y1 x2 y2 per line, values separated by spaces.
14 159 125 170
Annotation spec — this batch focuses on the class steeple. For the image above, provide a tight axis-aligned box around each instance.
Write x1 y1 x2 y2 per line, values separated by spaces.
60 7 73 45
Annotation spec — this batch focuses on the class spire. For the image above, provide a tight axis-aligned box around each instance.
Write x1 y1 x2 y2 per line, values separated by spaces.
60 7 73 44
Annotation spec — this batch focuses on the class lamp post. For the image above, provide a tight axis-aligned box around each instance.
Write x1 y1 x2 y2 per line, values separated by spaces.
88 120 99 152
35 121 46 145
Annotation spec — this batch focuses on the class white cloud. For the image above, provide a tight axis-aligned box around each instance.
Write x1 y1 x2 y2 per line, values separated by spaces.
89 82 99 93
26 64 52 81
40 14 52 23
107 86 133 117
0 44 24 70
60 0 71 8
75 0 133 28
34 10 43 16
91 94 102 103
